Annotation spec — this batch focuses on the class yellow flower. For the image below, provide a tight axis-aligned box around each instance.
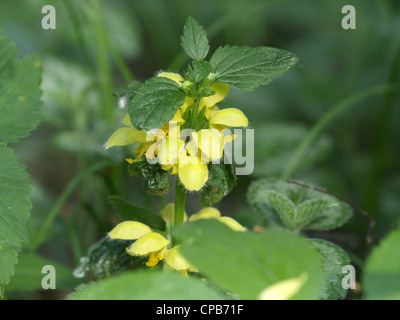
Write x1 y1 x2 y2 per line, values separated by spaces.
105 71 249 193
105 114 147 149
108 220 170 267
126 232 170 267
165 245 199 276
189 207 246 231
107 204 244 272
257 273 308 300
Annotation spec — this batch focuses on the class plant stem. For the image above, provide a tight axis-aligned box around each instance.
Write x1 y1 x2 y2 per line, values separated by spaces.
174 178 186 225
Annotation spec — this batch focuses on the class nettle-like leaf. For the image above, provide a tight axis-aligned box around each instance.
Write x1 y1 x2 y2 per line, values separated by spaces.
201 163 237 206
0 30 43 290
173 219 323 300
0 37 42 143
363 229 400 300
311 239 350 300
109 195 166 231
188 60 213 84
181 17 210 61
128 76 186 131
247 179 353 230
69 270 225 300
0 145 32 287
209 45 298 92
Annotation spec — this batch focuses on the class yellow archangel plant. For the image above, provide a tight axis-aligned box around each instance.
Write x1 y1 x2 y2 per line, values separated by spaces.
105 72 249 192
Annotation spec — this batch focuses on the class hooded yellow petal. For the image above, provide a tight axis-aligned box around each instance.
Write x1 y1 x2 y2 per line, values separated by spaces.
106 127 147 148
218 217 246 232
165 246 199 272
178 160 208 191
158 72 185 85
199 82 230 109
189 207 221 222
210 108 248 128
171 110 185 124
126 232 170 256
108 221 152 240
258 273 308 300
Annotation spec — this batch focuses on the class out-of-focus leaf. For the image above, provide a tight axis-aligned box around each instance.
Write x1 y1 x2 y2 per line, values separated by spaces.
247 179 353 230
311 239 350 300
6 252 81 292
174 219 323 299
363 229 400 300
109 195 166 231
0 30 42 143
69 270 225 300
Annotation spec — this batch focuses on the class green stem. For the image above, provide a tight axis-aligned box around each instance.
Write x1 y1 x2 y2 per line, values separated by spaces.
30 161 111 251
174 178 186 225
281 84 397 180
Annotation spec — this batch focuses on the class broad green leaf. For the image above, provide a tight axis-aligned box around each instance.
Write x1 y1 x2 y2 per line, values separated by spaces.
174 219 323 299
248 179 353 230
311 239 350 300
209 45 298 92
73 237 145 280
112 80 143 109
6 252 81 292
363 229 400 300
128 76 186 131
109 195 166 231
0 144 31 286
69 270 225 300
181 17 210 61
201 163 237 206
0 31 42 143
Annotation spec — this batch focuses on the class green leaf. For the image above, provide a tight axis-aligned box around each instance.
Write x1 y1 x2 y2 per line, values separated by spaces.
209 45 298 92
174 219 323 299
69 270 225 300
73 237 145 280
247 179 353 230
109 195 166 231
311 239 350 300
191 60 213 83
201 163 237 206
363 229 400 300
5 252 81 292
112 80 143 109
0 144 31 286
128 76 186 131
0 31 42 143
181 17 210 61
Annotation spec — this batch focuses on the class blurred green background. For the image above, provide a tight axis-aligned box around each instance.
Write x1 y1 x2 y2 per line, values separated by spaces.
1 0 399 298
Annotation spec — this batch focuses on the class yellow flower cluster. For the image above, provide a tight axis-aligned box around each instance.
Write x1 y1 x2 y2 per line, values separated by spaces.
108 204 245 275
105 72 248 192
